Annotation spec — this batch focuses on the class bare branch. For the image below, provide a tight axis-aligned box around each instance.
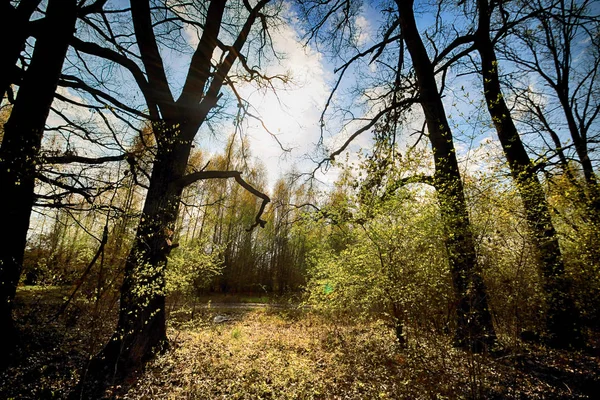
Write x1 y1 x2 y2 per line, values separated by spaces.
176 170 270 231
43 153 129 165
36 174 94 202
70 37 159 119
78 0 107 16
313 98 418 174
59 74 151 119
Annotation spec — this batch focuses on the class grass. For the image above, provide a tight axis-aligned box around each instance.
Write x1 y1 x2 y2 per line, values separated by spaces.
1 287 599 399
127 309 600 399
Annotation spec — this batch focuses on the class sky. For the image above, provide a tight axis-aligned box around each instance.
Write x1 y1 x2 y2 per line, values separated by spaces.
211 1 502 189
187 2 352 190
215 1 386 189
43 0 339 192
41 0 554 195
24 0 599 248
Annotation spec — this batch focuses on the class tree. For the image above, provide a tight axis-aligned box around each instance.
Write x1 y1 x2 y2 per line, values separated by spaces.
472 0 582 347
269 178 298 293
299 0 496 351
0 0 42 101
502 0 600 221
0 0 80 357
396 0 496 351
73 0 277 394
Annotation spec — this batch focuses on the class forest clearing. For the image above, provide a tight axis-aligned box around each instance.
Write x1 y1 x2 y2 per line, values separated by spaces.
2 0 600 398
1 288 599 399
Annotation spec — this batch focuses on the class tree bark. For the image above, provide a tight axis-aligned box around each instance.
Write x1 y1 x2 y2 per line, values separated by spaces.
396 0 496 352
475 0 582 348
0 0 77 361
78 123 191 396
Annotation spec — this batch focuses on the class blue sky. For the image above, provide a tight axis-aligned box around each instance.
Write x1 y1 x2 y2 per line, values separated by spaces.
44 0 594 193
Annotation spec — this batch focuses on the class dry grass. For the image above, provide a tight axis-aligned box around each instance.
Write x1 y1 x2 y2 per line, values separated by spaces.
2 291 599 399
124 308 599 399
127 310 403 399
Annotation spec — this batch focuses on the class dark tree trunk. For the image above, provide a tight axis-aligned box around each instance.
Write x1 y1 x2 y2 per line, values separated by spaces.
397 0 496 352
0 0 41 100
0 0 77 360
475 3 582 348
77 124 191 396
75 0 271 393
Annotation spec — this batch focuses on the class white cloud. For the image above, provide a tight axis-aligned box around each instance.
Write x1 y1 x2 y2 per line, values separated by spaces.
457 135 506 177
354 15 372 47
229 15 332 190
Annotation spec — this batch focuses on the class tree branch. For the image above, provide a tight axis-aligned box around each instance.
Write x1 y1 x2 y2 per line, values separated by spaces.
176 170 270 231
43 153 129 165
70 36 158 119
313 98 418 174
130 0 175 115
382 174 434 202
59 74 151 119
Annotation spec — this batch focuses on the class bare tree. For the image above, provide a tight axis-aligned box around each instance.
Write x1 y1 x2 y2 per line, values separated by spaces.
298 0 496 351
71 0 279 394
0 0 107 359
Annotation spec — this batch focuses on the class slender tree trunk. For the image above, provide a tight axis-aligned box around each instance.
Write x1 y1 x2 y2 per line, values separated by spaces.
0 0 77 360
397 0 496 352
109 175 137 266
197 203 208 241
556 89 600 219
475 3 582 347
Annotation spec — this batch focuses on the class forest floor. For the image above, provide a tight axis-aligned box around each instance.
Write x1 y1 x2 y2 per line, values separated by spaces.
1 287 599 399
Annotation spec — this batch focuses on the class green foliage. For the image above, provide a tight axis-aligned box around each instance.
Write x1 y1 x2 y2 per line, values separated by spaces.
305 179 452 337
166 240 224 297
465 172 547 339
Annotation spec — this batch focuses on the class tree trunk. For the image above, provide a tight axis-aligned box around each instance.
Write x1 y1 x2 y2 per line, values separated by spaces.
0 0 77 360
397 0 496 352
73 0 270 393
475 4 582 347
555 85 600 222
0 0 41 100
77 123 191 396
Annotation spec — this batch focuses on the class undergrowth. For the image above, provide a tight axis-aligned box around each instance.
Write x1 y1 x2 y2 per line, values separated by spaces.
1 291 599 399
